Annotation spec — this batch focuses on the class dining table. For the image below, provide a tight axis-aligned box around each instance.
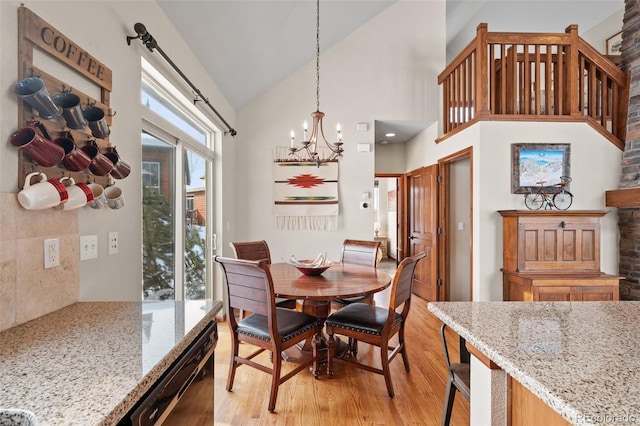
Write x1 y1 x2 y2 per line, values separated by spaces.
268 262 392 363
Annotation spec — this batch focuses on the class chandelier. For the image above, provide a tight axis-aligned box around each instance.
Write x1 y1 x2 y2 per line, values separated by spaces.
288 0 344 165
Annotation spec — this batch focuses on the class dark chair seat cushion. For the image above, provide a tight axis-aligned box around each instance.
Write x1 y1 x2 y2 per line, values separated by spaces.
326 303 402 335
238 308 322 342
275 297 297 309
334 295 370 305
451 363 471 396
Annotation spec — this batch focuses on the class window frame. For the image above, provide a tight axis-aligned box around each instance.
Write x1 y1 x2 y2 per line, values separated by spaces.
140 59 220 301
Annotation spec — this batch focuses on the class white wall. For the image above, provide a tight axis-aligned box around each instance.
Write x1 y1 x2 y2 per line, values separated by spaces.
235 1 446 262
375 143 406 174
0 1 236 304
406 121 622 302
581 8 625 53
450 158 471 301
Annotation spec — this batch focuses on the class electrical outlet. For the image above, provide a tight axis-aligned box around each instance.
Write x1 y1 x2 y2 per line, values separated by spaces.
108 232 118 255
80 235 98 260
44 238 59 268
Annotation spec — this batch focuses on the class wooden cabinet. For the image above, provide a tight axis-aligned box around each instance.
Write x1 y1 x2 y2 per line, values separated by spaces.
502 270 620 302
499 210 621 301
500 210 604 273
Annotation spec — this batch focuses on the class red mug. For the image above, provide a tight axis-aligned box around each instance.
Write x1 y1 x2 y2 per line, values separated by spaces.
10 121 65 167
81 140 114 176
55 131 91 172
104 147 131 179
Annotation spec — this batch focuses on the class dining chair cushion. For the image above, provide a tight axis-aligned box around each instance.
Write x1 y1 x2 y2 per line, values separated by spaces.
451 363 471 396
333 295 371 306
238 308 322 342
325 303 402 335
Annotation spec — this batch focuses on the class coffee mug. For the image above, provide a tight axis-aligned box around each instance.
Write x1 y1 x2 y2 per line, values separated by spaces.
60 177 94 211
55 132 91 172
14 77 61 119
104 147 131 179
105 186 125 210
17 172 69 210
53 92 87 130
81 140 114 176
10 121 65 167
82 106 110 139
87 183 108 209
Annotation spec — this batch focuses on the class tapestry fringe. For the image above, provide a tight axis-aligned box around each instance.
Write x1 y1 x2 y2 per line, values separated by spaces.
276 215 338 231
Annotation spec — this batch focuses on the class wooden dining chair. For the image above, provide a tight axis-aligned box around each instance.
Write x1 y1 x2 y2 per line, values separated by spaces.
332 239 381 308
331 239 383 354
230 240 297 317
325 251 427 397
440 323 471 426
214 256 323 413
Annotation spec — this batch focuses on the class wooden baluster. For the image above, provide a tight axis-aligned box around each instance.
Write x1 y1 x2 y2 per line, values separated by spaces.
475 23 489 117
565 24 580 116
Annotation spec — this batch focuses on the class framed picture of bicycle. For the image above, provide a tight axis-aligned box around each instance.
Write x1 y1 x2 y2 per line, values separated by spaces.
511 143 571 194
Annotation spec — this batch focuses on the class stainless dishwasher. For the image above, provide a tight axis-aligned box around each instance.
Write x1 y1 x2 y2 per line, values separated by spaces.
120 321 217 426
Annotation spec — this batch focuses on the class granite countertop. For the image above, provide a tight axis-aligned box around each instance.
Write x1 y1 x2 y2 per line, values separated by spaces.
0 300 223 425
428 301 640 425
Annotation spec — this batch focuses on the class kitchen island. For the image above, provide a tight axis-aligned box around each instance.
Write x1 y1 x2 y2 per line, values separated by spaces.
0 300 222 425
428 301 640 425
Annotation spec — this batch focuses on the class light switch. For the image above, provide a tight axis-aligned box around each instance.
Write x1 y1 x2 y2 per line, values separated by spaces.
458 221 465 231
80 235 98 260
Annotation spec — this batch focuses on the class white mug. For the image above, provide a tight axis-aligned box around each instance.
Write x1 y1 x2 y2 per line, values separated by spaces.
17 172 68 210
87 183 108 209
60 177 94 211
105 186 125 210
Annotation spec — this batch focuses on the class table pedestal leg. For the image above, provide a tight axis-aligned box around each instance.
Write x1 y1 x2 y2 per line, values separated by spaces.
281 299 348 366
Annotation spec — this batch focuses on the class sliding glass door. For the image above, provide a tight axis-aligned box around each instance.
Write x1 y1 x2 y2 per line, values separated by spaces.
140 61 218 301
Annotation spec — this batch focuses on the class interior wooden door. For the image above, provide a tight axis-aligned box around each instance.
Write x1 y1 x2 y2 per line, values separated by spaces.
407 164 438 301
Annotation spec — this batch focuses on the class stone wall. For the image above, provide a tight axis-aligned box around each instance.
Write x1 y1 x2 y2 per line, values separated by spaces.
618 0 640 299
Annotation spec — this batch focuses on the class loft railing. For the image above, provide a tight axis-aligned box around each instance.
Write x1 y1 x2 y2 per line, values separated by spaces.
437 23 629 149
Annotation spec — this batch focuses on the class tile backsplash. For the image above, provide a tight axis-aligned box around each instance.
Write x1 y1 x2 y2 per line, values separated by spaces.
0 192 79 332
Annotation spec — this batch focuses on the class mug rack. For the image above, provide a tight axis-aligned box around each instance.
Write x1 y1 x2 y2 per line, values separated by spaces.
16 6 115 191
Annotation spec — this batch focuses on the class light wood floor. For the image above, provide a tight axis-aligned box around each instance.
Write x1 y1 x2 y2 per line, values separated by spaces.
168 293 471 426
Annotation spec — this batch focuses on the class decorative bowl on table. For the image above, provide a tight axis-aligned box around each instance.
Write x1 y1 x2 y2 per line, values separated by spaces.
294 260 333 276
286 255 333 276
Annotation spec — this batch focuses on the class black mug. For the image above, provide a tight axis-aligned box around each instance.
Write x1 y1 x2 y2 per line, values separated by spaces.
82 106 110 139
53 92 87 130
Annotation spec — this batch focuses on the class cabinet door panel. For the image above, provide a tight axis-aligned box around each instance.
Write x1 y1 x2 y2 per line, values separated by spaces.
534 287 572 301
571 286 616 301
522 222 599 271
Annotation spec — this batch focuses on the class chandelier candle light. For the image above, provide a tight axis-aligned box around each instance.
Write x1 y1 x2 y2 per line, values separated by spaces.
288 0 344 166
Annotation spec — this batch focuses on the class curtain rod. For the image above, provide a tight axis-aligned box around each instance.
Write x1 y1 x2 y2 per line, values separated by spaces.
127 23 237 137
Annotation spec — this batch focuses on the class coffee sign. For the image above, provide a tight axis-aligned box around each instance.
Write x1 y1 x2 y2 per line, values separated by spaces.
20 7 112 91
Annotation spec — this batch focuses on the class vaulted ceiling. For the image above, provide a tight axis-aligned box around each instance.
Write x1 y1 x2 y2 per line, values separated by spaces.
157 0 624 143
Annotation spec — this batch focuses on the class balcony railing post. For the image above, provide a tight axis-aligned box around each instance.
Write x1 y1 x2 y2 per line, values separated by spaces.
565 25 580 116
475 23 489 117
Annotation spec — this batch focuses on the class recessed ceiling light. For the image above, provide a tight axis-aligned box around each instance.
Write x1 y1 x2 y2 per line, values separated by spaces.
385 132 396 137
380 140 389 144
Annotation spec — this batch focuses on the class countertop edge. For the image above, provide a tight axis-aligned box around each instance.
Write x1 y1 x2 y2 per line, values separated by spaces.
101 300 223 426
427 302 581 425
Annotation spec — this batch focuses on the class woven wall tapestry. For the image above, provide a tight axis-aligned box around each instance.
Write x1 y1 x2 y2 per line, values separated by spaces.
273 148 339 231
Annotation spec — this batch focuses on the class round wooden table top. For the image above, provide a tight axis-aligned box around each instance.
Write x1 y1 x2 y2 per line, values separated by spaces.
269 262 391 301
